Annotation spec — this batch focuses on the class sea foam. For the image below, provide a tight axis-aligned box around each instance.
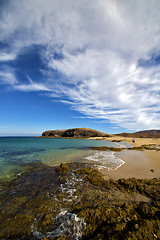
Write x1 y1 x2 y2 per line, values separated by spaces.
85 151 125 171
31 210 86 240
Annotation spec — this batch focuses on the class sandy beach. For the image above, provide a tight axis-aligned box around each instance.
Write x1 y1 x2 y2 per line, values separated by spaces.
100 150 160 180
89 135 160 147
88 136 160 180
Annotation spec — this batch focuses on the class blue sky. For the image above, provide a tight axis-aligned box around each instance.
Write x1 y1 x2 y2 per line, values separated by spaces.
0 0 160 136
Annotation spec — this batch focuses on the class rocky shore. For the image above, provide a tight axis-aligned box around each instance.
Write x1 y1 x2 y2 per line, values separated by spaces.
0 161 160 240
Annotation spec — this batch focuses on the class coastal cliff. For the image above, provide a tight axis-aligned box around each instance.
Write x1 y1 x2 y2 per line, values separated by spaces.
42 128 111 138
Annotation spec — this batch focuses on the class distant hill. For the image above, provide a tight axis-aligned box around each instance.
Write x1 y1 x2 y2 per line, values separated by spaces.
116 130 160 138
42 128 111 138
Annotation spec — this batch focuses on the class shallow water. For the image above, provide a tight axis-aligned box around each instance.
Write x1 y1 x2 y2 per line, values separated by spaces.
0 137 121 180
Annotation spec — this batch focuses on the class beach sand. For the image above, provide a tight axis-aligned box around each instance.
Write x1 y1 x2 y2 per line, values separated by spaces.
100 150 160 180
88 136 160 147
88 136 160 180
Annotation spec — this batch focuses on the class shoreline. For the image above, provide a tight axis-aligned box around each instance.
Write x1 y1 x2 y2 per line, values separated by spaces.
88 135 160 147
88 136 160 180
100 150 160 180
1 136 160 182
37 134 160 149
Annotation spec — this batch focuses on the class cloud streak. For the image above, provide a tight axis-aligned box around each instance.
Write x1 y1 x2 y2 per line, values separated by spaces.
14 75 51 92
0 66 17 85
0 0 160 130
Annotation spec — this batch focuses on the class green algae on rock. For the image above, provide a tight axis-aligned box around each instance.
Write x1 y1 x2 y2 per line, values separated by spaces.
76 167 106 187
90 146 123 152
72 168 160 240
56 163 69 173
0 162 160 240
91 145 160 152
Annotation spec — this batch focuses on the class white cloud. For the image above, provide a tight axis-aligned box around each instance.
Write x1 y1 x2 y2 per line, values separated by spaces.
0 0 160 130
0 66 17 85
14 75 51 92
14 83 50 92
0 52 17 61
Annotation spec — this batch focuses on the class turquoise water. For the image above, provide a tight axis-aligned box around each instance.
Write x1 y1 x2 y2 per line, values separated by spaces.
0 137 118 180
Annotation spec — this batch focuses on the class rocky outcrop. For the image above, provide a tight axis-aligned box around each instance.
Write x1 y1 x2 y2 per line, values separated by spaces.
42 128 111 138
116 129 160 138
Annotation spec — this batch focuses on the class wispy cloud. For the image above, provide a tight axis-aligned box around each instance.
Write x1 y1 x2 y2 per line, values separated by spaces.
14 75 51 92
0 0 160 130
14 83 50 92
0 66 17 85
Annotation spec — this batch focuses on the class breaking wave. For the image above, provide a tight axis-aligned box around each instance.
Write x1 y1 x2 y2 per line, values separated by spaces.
85 151 125 170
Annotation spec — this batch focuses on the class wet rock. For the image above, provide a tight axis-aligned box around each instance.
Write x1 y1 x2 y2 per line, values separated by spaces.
77 167 105 186
56 237 67 240
91 146 123 152
91 145 160 152
56 163 69 173
0 162 160 240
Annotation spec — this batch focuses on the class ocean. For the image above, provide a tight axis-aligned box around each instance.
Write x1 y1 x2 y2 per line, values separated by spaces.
0 137 125 180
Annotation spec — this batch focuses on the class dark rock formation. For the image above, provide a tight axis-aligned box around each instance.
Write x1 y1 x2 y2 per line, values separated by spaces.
116 129 160 138
42 128 111 138
1 161 160 240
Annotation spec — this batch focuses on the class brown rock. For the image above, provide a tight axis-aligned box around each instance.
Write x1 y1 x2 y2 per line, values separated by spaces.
42 128 111 138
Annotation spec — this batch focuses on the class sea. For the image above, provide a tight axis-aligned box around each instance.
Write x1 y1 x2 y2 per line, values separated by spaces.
0 137 126 180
